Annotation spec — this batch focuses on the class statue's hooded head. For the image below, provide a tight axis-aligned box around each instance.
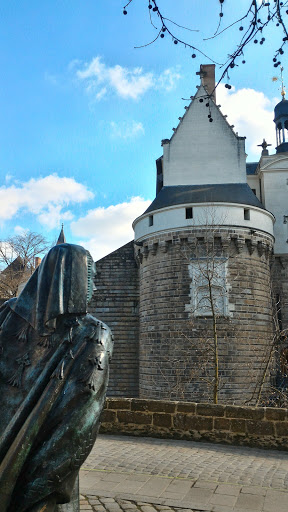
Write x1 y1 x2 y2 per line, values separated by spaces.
9 243 96 336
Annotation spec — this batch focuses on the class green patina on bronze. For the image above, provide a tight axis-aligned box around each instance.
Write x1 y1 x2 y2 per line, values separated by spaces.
0 243 113 512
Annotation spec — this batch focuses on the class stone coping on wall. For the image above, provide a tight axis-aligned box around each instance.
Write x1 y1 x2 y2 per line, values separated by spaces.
100 398 288 450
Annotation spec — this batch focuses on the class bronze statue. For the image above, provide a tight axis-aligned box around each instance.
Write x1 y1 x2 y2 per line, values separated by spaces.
0 243 113 512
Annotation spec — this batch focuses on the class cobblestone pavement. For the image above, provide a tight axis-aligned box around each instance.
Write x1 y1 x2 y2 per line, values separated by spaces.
79 435 288 511
80 495 203 512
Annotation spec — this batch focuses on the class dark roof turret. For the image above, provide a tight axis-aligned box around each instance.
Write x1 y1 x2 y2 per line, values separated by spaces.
56 224 66 245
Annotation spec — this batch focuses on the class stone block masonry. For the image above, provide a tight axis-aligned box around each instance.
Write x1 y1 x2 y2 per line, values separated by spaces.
100 398 288 450
89 241 139 398
137 228 274 404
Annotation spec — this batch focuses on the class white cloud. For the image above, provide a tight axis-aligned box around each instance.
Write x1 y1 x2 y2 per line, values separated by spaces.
37 205 74 230
96 87 107 100
70 196 151 260
5 174 13 183
14 226 29 235
75 56 181 101
157 68 181 91
110 120 145 139
217 84 278 160
0 174 94 228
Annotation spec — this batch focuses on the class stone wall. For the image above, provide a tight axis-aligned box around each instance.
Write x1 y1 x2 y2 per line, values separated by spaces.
137 227 274 404
100 398 288 450
89 241 139 397
271 255 288 330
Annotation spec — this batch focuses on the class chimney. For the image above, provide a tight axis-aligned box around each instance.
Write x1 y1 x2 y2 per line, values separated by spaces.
35 257 41 268
196 64 216 101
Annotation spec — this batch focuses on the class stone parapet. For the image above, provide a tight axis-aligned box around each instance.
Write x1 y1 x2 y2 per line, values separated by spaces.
100 398 288 450
134 227 274 264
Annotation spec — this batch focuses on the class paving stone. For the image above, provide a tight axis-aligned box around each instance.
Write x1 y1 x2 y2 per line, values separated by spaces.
215 483 241 496
240 486 267 496
184 488 213 503
137 478 171 497
81 434 288 512
236 493 265 510
263 489 288 512
211 506 235 512
116 481 146 493
234 509 262 512
84 435 288 491
193 481 218 491
209 493 237 507
101 474 128 483
140 506 158 512
166 481 193 493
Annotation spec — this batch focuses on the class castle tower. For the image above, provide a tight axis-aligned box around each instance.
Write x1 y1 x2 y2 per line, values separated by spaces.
133 65 275 404
246 70 288 385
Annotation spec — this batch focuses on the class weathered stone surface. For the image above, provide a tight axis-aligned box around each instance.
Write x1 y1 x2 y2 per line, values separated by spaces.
107 399 131 411
130 400 176 414
265 407 287 421
137 228 274 404
101 410 117 423
90 241 139 398
246 420 274 436
153 413 172 428
117 411 152 425
100 398 288 450
196 403 225 417
213 417 231 431
173 414 213 431
275 421 288 437
225 406 264 420
230 419 246 433
176 403 196 414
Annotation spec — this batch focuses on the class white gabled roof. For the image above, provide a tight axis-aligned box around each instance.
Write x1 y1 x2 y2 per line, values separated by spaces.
162 83 247 187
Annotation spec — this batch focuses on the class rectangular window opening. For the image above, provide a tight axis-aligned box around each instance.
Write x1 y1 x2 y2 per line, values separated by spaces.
189 258 228 318
149 215 154 227
244 208 250 221
252 189 256 195
186 207 193 219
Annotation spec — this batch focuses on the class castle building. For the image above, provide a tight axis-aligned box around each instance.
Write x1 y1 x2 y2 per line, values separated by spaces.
90 65 288 404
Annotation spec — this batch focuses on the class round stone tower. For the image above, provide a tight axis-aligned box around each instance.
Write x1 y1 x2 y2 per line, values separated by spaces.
133 65 275 404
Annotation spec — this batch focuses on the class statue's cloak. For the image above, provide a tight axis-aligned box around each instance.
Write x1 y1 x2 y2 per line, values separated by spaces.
0 244 113 512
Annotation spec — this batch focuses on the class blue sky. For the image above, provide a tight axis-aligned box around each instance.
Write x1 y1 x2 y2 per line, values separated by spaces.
0 1 285 259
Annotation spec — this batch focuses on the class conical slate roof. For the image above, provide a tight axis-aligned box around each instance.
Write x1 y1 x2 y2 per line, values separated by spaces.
144 183 265 215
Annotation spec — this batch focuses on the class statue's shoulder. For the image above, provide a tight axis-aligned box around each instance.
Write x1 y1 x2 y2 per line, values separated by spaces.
0 298 17 327
80 314 113 353
82 313 111 332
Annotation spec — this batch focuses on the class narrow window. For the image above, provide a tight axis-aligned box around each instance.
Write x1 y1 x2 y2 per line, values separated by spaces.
149 215 153 227
244 208 250 221
186 207 193 219
251 189 256 195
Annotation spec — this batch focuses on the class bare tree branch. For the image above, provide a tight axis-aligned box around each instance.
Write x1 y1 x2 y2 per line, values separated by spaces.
0 232 50 299
123 0 288 87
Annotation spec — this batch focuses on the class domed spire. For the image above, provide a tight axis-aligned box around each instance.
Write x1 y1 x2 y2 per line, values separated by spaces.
274 67 288 153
